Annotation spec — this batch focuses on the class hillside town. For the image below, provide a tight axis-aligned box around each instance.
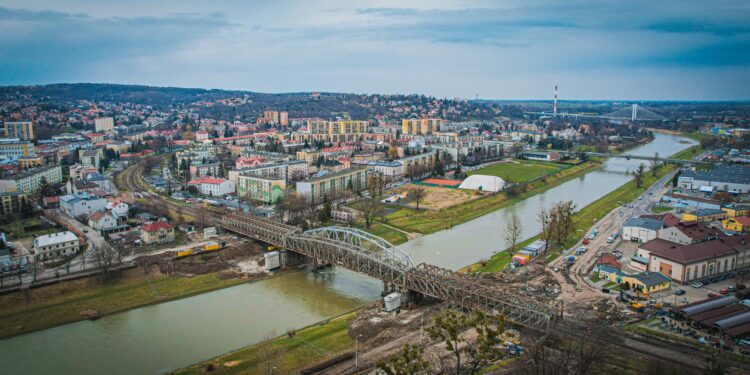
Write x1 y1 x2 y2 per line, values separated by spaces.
1 85 750 374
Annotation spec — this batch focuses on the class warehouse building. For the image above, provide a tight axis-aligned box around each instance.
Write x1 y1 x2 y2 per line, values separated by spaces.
677 165 750 194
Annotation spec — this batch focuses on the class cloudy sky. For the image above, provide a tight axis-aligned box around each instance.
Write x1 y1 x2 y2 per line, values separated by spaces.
1 0 749 100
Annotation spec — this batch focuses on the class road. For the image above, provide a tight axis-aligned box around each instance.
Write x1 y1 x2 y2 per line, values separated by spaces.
549 169 678 305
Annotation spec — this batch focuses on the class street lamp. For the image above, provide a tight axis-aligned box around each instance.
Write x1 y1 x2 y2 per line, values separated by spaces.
355 334 363 368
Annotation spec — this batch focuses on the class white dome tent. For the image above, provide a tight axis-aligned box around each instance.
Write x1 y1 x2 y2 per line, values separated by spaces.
458 175 506 192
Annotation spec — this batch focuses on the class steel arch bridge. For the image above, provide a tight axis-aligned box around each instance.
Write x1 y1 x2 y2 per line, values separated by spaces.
222 213 555 328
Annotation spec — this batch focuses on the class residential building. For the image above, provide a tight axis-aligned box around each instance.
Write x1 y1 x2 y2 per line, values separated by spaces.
4 121 34 140
189 162 221 178
622 217 664 243
366 161 403 181
107 200 130 218
86 173 111 192
399 150 436 179
235 156 264 169
402 118 446 135
677 164 750 194
0 138 34 157
263 110 280 124
94 117 114 133
18 156 44 170
0 180 27 215
723 216 750 233
658 221 722 245
60 193 107 218
279 111 289 126
188 177 235 196
79 148 103 168
141 221 175 245
69 164 99 181
0 165 62 193
296 120 369 143
297 149 322 166
88 211 118 231
32 231 79 261
296 168 368 203
228 161 308 185
237 174 286 203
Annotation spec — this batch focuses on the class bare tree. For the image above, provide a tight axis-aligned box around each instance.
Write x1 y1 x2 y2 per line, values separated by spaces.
93 242 122 282
538 207 555 253
368 173 386 200
259 329 285 375
505 212 523 253
633 163 646 188
409 186 428 210
354 196 383 229
650 152 660 177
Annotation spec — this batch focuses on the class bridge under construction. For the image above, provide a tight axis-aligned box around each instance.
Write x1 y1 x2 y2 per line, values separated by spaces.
222 213 557 329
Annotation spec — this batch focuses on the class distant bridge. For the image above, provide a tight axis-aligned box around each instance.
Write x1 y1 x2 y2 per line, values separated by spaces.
583 152 709 164
222 213 555 329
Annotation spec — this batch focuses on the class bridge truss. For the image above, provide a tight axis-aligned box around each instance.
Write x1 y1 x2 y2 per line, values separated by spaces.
222 213 554 328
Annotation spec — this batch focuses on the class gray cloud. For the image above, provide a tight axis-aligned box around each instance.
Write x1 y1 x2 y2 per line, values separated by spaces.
0 1 748 100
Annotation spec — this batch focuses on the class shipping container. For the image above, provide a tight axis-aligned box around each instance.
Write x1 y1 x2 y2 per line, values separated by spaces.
384 292 402 312
511 253 531 266
265 251 280 270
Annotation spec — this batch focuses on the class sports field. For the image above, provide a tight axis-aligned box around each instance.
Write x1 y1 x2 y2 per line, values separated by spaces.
467 160 566 182
391 184 482 210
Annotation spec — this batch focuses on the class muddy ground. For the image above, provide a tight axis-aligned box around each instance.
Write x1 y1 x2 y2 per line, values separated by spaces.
135 241 267 279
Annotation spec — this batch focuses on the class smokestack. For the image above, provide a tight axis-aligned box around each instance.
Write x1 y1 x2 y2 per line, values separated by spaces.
553 85 558 117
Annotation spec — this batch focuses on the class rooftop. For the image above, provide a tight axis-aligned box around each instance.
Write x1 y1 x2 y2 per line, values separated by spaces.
623 217 664 231
33 231 78 248
142 221 173 232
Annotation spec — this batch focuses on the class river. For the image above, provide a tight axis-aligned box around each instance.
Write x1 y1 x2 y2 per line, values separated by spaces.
0 133 695 374
401 133 698 269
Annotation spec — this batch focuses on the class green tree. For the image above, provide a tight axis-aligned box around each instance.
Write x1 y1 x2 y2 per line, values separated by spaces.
427 309 467 375
378 344 429 375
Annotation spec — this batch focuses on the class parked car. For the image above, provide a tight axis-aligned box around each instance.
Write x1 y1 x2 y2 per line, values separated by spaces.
691 282 703 288
675 290 686 296
708 292 720 298
607 236 615 243
728 286 737 292
601 288 610 293
720 289 730 295
589 234 596 240
582 238 590 245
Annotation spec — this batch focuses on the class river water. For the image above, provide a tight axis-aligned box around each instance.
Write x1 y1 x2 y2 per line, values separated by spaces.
0 133 694 374
401 133 697 269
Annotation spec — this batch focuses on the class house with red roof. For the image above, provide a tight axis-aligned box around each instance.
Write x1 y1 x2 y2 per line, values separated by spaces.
188 177 235 196
141 221 175 245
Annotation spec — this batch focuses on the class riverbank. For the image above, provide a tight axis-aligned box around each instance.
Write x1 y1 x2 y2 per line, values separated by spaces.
174 310 360 375
0 268 250 339
371 159 601 244
461 136 703 274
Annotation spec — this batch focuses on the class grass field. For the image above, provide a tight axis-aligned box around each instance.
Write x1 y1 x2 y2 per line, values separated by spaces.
0 217 57 240
467 160 566 182
0 270 246 339
175 312 358 375
362 222 409 245
380 160 599 237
